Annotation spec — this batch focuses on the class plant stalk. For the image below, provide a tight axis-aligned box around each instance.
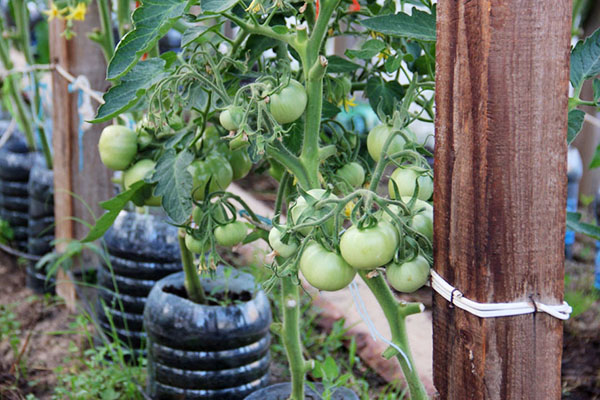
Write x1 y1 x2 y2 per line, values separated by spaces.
358 271 428 400
281 276 307 400
178 229 206 304
96 0 116 62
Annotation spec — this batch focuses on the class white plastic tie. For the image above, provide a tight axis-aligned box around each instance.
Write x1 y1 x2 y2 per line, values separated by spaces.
431 270 572 320
348 281 413 371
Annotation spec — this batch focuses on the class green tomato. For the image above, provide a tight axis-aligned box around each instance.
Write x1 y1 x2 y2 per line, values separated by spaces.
123 159 162 206
340 220 399 270
289 189 338 236
335 162 365 189
386 255 430 293
188 155 233 201
214 221 247 247
270 79 307 124
98 125 138 171
185 233 209 254
388 167 433 201
219 106 244 131
300 242 356 291
227 148 252 181
367 125 414 162
382 198 433 242
268 227 299 258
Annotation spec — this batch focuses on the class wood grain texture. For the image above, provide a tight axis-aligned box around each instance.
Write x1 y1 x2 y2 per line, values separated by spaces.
432 1 571 399
49 1 113 307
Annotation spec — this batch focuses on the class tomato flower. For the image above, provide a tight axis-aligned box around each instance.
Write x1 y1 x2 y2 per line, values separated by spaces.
43 3 62 21
65 2 87 21
338 95 357 112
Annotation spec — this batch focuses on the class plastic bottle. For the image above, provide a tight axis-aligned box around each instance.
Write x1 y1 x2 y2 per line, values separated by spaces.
566 147 583 259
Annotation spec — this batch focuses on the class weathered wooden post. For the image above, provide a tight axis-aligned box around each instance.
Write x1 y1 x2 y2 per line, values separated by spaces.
433 1 571 399
49 1 113 306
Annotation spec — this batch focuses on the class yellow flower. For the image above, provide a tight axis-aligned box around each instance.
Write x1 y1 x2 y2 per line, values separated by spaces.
65 2 87 21
338 96 357 112
344 201 355 218
43 3 61 21
377 49 390 61
245 0 265 13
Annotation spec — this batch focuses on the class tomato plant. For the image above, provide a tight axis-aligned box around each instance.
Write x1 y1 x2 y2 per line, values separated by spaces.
88 1 438 399
386 255 431 293
98 125 137 171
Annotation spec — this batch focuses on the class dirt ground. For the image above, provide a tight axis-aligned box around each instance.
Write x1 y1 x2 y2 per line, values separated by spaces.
0 253 81 400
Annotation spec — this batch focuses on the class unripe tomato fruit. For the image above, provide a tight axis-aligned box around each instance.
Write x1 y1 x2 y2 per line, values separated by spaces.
383 197 433 241
335 162 365 188
388 167 433 201
270 79 307 124
268 160 284 181
386 255 430 293
123 159 162 206
214 221 247 247
268 227 299 258
300 242 356 291
185 233 209 254
227 148 252 180
367 125 412 162
289 189 337 235
98 125 137 170
340 220 399 270
219 106 244 131
188 155 233 201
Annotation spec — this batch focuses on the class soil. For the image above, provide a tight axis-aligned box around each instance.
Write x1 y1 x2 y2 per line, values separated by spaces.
0 253 81 400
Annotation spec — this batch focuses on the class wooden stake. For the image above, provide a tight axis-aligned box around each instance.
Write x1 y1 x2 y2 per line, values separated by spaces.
50 2 113 310
433 1 570 399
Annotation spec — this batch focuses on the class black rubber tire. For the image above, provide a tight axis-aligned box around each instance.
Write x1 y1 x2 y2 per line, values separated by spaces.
97 319 146 349
97 266 157 297
28 156 54 202
104 211 181 263
28 235 54 255
244 383 360 400
25 262 55 295
98 287 147 314
0 208 28 226
145 270 271 400
0 193 29 212
0 126 29 154
98 304 145 331
28 215 55 237
0 147 34 181
0 180 28 196
29 197 54 218
106 254 181 280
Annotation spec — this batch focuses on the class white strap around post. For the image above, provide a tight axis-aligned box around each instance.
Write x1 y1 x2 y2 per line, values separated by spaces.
430 270 572 320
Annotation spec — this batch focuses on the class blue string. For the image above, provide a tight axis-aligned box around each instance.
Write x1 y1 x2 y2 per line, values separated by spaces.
67 82 85 171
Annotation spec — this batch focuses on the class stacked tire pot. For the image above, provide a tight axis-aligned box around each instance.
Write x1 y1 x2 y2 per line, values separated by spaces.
96 211 181 355
144 268 272 400
0 124 34 253
26 154 55 294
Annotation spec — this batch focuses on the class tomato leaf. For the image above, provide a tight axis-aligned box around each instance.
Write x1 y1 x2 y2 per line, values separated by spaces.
81 181 147 242
566 211 600 240
181 22 223 47
322 99 341 119
327 55 361 73
570 28 600 91
92 58 166 123
360 8 436 42
149 149 194 224
345 40 386 60
366 77 406 116
590 144 600 170
201 0 238 12
107 0 189 80
593 78 600 103
567 109 585 145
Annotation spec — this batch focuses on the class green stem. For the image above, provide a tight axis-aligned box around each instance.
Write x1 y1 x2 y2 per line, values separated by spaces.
117 0 132 37
299 57 327 188
96 0 116 62
281 276 309 400
359 271 428 400
178 229 206 304
306 0 341 64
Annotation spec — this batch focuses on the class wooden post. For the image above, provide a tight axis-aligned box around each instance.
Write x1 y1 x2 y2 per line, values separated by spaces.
433 2 570 399
50 2 113 307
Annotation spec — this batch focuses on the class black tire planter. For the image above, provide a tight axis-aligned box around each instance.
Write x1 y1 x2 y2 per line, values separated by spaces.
0 131 32 252
96 211 181 355
144 270 272 400
26 155 55 295
244 383 360 400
